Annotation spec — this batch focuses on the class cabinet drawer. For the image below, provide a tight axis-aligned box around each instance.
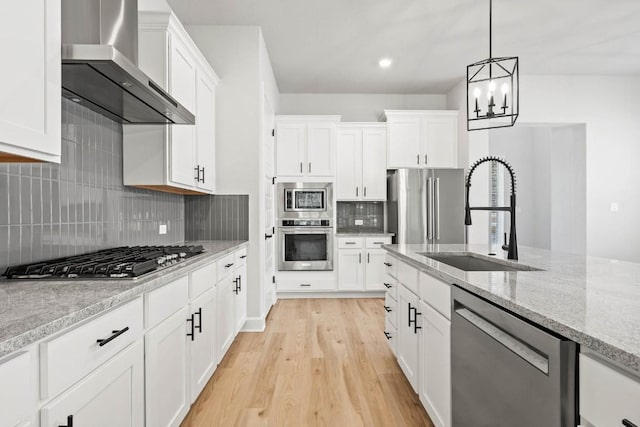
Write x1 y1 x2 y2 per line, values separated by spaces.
0 351 32 427
217 254 236 278
365 236 391 248
397 260 419 295
276 276 336 291
384 253 398 278
385 293 397 328
235 247 248 266
580 353 640 427
384 317 397 357
383 275 397 301
145 275 189 328
338 237 364 249
41 297 143 399
190 262 217 299
419 271 451 320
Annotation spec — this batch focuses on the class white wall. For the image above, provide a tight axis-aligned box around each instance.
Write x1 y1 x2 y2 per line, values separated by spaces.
279 93 446 122
186 25 267 323
448 75 639 261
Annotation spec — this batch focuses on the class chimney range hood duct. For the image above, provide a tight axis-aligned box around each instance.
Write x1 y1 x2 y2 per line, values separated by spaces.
61 0 195 125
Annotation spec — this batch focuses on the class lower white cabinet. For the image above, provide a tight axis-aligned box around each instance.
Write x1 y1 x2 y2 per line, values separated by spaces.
41 341 144 427
419 301 451 427
0 350 36 427
188 287 217 404
216 273 236 362
145 306 190 427
337 236 391 291
397 283 420 392
233 263 248 334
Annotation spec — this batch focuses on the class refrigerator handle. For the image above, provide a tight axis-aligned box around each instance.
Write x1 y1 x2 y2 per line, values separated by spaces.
435 177 440 240
426 177 433 240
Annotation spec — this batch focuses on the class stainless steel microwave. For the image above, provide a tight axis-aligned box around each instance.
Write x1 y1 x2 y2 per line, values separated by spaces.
277 182 333 219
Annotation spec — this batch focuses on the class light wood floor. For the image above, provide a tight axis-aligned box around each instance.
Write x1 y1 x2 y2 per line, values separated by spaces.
181 298 434 427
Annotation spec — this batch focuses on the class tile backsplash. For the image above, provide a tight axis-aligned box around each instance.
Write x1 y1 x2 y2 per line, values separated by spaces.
337 201 384 233
185 195 249 241
0 99 185 272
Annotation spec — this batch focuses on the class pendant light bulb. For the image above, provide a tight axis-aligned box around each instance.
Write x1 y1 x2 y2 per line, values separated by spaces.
473 88 481 99
501 83 509 94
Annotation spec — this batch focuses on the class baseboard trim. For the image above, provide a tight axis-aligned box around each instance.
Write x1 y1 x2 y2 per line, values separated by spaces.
277 291 385 299
241 316 266 332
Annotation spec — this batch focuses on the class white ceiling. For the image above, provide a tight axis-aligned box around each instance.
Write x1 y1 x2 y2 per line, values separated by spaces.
166 0 640 94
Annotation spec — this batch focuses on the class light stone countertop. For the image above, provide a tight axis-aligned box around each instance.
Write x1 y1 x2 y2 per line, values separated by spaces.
0 240 248 358
384 243 640 373
336 232 395 237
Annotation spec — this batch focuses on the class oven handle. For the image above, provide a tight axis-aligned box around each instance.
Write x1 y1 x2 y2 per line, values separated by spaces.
279 227 333 234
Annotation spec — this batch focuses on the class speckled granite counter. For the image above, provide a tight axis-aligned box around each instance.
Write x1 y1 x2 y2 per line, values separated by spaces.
384 243 640 373
0 240 248 358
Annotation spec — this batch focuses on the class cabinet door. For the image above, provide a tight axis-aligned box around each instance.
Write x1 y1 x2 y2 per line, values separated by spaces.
365 249 387 291
189 288 217 404
338 249 364 291
41 341 144 427
169 36 197 187
216 275 236 362
145 307 190 427
233 264 248 334
424 116 457 168
0 351 35 427
362 127 387 200
387 117 421 168
307 122 336 176
276 122 306 176
420 301 451 427
397 284 420 392
195 70 216 193
336 129 362 200
0 0 61 162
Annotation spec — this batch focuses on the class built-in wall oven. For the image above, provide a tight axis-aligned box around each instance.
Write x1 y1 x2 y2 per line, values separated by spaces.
277 182 333 219
278 219 333 271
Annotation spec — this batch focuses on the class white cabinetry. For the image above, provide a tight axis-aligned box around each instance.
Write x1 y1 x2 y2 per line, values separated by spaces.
0 350 36 427
397 283 420 392
384 110 458 169
233 262 248 334
123 11 219 195
383 254 399 355
580 353 640 427
337 124 387 201
275 116 340 178
41 341 144 427
216 259 236 362
145 306 190 427
0 0 61 163
188 287 217 403
337 237 391 291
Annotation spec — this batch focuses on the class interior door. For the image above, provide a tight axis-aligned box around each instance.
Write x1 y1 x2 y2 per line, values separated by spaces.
263 96 276 310
336 128 362 200
307 122 336 176
362 127 387 200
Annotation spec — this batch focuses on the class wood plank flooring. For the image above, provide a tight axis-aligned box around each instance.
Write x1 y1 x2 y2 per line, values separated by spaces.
181 298 433 427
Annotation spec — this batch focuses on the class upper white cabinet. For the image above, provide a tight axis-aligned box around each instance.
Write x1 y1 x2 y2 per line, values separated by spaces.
337 124 387 201
0 0 61 163
123 11 219 195
384 110 458 169
275 116 340 178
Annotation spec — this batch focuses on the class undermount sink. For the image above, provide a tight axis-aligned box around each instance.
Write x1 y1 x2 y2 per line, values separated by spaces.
419 253 542 272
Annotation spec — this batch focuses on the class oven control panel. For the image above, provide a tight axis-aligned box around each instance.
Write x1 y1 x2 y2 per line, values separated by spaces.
281 219 331 227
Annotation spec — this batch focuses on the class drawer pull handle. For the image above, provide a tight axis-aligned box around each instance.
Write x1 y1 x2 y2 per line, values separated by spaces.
240 255 247 259
186 314 195 341
59 414 73 427
345 242 357 245
383 283 392 289
384 305 392 312
383 262 392 267
225 263 234 268
300 283 311 287
96 327 129 347
623 420 638 427
194 308 202 333
384 332 392 340
373 241 384 245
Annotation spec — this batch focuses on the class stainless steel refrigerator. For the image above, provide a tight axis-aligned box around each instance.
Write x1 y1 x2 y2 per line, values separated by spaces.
387 168 466 245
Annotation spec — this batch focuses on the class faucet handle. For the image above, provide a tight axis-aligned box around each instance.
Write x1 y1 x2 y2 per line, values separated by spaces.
502 232 509 251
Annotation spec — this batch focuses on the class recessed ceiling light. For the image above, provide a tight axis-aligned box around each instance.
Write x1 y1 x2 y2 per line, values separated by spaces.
379 58 392 68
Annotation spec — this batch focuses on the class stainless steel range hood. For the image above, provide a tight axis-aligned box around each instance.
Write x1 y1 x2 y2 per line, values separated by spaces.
61 0 195 125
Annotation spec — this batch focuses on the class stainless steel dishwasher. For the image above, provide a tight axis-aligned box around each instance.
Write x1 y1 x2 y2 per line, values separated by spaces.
451 286 577 427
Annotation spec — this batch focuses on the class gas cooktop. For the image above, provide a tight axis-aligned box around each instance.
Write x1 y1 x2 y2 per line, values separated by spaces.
2 245 205 280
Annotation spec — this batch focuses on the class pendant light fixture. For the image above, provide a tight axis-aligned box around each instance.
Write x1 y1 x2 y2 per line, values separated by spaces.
467 0 519 131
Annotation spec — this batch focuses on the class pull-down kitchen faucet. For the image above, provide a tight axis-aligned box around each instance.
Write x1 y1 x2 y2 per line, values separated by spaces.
464 156 518 260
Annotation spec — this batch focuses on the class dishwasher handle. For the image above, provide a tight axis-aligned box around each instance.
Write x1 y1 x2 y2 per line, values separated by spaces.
455 306 549 374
